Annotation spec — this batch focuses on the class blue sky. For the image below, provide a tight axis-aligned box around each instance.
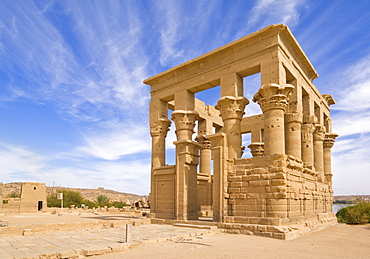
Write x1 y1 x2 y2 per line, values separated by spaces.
0 0 369 195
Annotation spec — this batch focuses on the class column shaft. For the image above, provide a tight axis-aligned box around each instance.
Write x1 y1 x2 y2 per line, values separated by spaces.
264 109 285 154
301 116 316 168
253 83 294 155
323 133 338 182
172 90 200 221
150 119 171 169
285 113 302 159
216 96 248 159
199 140 211 175
313 125 326 175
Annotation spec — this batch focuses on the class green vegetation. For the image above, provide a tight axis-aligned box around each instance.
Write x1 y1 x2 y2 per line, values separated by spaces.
47 190 129 208
95 195 110 207
47 190 85 208
336 202 370 224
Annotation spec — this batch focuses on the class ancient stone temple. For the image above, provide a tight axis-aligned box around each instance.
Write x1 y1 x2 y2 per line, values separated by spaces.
144 24 338 239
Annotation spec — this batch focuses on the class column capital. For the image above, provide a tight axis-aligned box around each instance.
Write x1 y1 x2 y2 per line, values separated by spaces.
150 119 171 137
285 112 303 124
248 142 264 157
324 133 339 148
322 94 336 106
302 123 316 138
195 135 212 149
303 115 317 124
252 83 294 112
171 110 198 131
215 96 249 121
314 125 326 141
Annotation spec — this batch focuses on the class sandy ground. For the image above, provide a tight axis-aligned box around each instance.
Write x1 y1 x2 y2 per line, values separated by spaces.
93 223 370 259
0 211 140 227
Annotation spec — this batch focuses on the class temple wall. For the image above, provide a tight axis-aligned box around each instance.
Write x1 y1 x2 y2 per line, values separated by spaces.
225 155 335 226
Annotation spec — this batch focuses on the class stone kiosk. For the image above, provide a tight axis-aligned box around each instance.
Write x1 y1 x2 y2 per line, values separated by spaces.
145 24 338 239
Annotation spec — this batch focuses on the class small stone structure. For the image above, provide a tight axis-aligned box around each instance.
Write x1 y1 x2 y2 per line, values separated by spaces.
144 24 338 239
0 182 47 214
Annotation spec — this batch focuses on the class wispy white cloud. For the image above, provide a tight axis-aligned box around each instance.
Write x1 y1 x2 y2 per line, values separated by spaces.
0 141 150 195
334 57 370 112
70 124 151 160
332 134 370 195
0 142 47 180
1 1 150 126
247 0 307 29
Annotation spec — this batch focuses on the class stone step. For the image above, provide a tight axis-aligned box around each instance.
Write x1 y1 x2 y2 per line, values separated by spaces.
173 223 217 230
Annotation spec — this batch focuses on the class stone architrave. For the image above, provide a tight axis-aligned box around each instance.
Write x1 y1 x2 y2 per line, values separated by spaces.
216 96 249 159
253 83 294 155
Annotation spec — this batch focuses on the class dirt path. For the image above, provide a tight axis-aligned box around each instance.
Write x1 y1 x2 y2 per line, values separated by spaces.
93 223 370 259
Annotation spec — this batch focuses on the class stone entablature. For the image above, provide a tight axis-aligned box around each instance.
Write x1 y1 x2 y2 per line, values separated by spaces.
145 24 338 239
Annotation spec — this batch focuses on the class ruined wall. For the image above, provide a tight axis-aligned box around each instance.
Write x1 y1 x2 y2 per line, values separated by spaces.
225 155 335 226
151 166 176 219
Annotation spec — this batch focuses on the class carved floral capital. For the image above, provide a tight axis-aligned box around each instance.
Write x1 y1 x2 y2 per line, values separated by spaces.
252 83 294 112
215 96 249 121
323 133 338 148
150 119 171 137
285 112 303 124
248 142 264 157
301 123 316 142
313 125 326 141
171 110 198 131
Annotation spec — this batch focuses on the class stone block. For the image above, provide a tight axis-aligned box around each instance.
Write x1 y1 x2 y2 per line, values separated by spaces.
249 180 270 186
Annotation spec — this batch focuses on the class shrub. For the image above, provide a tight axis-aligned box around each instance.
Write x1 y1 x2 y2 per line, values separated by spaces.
95 195 110 207
47 190 85 208
111 201 129 208
336 202 370 224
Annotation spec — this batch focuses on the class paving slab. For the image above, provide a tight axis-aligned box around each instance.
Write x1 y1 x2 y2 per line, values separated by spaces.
0 223 221 258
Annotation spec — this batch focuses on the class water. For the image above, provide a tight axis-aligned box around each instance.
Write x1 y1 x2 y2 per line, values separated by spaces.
332 203 353 213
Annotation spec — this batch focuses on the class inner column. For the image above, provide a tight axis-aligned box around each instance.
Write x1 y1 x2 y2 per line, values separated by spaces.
172 90 201 220
216 73 249 159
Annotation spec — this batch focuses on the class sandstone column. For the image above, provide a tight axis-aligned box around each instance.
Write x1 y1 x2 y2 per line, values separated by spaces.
149 99 171 216
323 133 338 183
285 112 303 159
247 142 264 157
150 119 171 168
216 96 249 159
253 83 294 155
172 90 201 220
313 125 326 177
150 99 171 169
301 115 316 169
199 138 212 175
216 73 248 159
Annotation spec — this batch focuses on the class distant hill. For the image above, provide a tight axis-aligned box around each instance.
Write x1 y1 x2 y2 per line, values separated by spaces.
334 195 370 203
2 182 147 204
